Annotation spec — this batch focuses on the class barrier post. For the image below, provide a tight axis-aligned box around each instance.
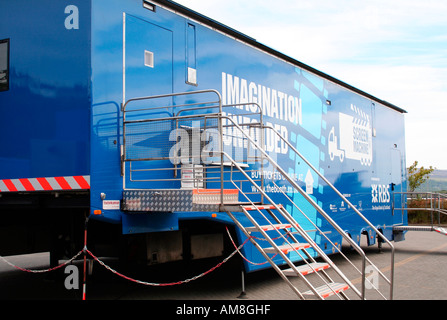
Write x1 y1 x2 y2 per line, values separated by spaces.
82 217 89 300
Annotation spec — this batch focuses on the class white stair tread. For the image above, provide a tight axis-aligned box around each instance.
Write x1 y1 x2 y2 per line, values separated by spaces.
303 282 349 299
283 262 330 276
242 204 283 211
264 242 310 254
246 223 292 233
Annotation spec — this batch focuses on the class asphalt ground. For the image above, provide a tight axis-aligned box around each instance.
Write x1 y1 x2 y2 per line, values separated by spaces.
1 228 446 303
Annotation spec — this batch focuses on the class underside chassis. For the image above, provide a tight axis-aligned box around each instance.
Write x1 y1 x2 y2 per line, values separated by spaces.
0 191 236 270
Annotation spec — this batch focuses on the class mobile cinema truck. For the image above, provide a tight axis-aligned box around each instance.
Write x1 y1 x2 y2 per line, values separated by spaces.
0 0 407 299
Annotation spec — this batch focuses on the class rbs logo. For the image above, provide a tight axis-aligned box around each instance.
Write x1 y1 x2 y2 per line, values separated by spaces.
371 184 390 203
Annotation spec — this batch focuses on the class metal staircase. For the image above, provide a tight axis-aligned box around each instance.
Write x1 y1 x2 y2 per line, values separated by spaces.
225 203 351 299
120 89 395 300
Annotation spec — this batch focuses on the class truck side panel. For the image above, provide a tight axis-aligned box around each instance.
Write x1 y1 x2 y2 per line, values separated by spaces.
89 0 406 272
0 1 91 180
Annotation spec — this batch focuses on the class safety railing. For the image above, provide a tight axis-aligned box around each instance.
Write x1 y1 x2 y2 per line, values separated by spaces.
121 90 266 200
393 192 447 226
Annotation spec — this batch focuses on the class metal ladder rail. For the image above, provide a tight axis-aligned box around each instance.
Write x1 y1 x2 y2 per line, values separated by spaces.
241 207 349 300
262 207 338 285
226 163 349 299
241 206 350 300
265 173 387 298
275 199 387 299
262 123 395 299
225 165 324 299
225 162 352 299
226 198 344 299
232 174 349 299
220 116 384 299
227 162 352 291
221 151 360 299
225 210 307 300
220 109 392 298
220 116 369 278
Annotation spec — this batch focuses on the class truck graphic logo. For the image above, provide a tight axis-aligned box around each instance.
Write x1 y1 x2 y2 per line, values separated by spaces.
328 104 372 166
328 126 345 162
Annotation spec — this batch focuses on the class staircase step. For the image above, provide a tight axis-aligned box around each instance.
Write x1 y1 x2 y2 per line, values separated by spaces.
246 223 292 233
264 242 310 254
242 204 283 211
303 282 349 299
283 262 330 276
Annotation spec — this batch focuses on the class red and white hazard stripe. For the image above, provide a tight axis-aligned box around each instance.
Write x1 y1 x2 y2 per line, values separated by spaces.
0 175 90 192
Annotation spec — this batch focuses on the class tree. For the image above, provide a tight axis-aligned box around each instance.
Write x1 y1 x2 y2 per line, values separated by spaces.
407 161 435 192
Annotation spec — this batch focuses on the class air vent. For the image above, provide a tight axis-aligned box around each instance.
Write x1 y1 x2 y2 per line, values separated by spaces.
144 50 154 68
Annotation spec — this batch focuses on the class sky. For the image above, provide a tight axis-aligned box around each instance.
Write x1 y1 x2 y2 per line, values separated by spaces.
174 0 447 170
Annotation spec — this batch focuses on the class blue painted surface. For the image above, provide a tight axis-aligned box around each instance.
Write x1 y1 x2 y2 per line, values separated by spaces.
1 0 407 272
0 0 91 179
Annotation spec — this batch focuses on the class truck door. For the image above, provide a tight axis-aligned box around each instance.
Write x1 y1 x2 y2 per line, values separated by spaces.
123 14 174 189
391 148 404 224
124 14 173 100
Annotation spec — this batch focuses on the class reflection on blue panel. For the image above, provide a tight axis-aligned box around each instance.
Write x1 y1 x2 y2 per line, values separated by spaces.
0 0 90 179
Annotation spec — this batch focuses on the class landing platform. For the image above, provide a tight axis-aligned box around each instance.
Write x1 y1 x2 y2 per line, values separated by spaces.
393 225 447 235
122 189 240 212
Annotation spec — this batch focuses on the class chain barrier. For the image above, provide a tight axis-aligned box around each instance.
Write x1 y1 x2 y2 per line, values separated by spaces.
0 250 83 273
0 225 289 299
85 243 239 286
0 229 253 287
226 226 268 266
225 226 279 266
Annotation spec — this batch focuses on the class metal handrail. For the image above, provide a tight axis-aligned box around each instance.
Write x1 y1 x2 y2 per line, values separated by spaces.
121 90 265 190
221 115 394 299
121 90 223 189
262 123 395 299
393 192 447 226
220 151 362 299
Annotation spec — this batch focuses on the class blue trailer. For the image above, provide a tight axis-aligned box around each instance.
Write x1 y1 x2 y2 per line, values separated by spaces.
0 0 407 299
